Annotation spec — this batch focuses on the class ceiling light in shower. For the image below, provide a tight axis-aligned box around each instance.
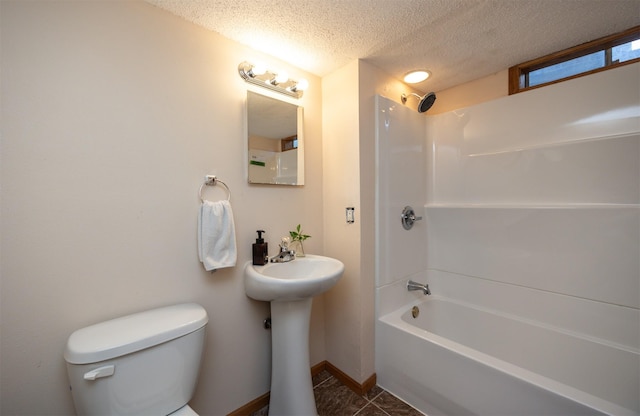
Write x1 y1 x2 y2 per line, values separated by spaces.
403 70 431 84
238 61 307 98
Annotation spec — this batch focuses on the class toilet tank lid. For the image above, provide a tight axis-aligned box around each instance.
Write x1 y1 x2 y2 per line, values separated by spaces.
64 303 208 364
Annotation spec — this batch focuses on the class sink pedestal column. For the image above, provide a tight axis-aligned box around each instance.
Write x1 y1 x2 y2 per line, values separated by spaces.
268 298 317 416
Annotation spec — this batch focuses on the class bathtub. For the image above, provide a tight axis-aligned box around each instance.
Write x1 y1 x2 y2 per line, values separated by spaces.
376 296 639 416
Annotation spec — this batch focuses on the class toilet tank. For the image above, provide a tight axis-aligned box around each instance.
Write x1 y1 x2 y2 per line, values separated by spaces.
64 303 208 416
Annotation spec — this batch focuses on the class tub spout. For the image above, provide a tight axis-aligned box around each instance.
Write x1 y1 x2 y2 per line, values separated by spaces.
407 280 431 295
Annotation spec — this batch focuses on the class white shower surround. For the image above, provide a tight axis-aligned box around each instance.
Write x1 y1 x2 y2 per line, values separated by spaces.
375 63 640 415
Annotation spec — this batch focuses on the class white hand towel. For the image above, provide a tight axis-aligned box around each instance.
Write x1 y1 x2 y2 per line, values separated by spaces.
198 200 237 271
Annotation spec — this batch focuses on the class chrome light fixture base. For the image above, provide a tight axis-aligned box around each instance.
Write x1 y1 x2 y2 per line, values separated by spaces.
238 61 306 99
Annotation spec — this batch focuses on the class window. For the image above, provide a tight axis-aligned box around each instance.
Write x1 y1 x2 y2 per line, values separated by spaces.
281 136 298 152
509 26 640 94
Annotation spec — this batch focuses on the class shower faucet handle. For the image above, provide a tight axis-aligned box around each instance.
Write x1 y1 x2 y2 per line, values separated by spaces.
401 206 422 230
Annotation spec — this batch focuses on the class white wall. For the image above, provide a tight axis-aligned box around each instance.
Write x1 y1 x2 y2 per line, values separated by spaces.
374 95 427 289
322 60 364 380
378 63 639 310
373 95 430 317
0 2 325 414
426 63 639 306
322 60 422 383
430 69 509 115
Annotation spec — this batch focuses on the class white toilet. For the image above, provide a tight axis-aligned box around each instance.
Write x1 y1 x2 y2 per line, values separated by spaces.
64 303 208 415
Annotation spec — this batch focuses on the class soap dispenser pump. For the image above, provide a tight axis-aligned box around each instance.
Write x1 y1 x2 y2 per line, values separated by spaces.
252 230 268 265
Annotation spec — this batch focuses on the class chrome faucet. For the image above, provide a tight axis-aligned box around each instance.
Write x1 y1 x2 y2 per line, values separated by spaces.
407 280 431 295
270 237 296 263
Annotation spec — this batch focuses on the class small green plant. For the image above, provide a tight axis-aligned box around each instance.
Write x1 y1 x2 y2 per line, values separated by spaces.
289 224 311 242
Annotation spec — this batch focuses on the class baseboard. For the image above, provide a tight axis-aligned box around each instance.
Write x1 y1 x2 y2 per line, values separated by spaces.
227 391 270 416
324 361 377 396
227 361 376 415
310 361 326 376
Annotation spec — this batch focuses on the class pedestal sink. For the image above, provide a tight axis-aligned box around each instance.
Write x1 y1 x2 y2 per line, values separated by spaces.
244 255 345 416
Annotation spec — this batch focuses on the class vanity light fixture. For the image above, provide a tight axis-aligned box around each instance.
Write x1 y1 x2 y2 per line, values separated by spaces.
403 70 431 84
238 61 308 98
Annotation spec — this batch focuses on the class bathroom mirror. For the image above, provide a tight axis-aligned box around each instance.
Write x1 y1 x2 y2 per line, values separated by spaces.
247 91 304 185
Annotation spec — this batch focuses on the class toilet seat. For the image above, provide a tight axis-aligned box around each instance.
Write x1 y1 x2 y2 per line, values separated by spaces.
169 405 199 416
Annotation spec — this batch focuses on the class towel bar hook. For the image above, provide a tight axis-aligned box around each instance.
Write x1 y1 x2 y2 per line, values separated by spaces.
199 175 231 202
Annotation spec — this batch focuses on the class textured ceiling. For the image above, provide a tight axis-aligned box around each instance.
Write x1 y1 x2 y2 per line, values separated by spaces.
145 0 640 92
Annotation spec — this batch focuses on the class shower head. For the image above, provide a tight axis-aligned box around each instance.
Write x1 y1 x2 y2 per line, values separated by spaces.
401 92 437 113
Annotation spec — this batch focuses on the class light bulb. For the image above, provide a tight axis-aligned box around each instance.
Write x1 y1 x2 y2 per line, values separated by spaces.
293 79 309 91
274 71 289 84
250 62 267 76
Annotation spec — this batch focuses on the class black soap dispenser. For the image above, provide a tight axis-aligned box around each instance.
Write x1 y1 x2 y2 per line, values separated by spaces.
252 230 268 265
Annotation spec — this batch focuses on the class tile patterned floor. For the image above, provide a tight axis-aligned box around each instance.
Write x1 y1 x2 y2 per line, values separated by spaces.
250 370 424 416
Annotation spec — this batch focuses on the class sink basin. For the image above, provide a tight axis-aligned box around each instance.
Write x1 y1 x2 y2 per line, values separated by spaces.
244 254 344 302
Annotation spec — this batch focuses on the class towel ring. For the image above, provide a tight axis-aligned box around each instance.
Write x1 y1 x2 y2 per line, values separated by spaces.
199 175 231 203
